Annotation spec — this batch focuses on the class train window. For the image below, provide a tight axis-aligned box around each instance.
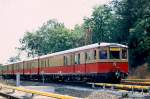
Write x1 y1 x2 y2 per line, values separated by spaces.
89 51 93 60
99 50 107 59
45 60 47 67
27 63 29 69
78 54 80 64
85 52 87 60
41 61 43 67
50 58 52 66
7 66 8 71
69 55 72 65
47 59 49 67
28 63 30 69
64 56 68 65
75 55 77 64
94 50 96 59
86 51 95 60
31 62 34 67
41 60 43 67
75 54 80 64
42 60 45 67
17 64 19 70
14 65 16 70
122 48 127 59
109 48 120 59
65 55 71 66
7 66 9 71
39 60 41 66
48 58 51 66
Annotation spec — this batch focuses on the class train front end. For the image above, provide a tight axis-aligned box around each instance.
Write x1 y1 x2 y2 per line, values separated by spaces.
97 43 128 83
109 46 128 82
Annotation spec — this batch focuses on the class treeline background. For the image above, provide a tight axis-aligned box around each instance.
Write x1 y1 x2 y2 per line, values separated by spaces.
9 0 150 71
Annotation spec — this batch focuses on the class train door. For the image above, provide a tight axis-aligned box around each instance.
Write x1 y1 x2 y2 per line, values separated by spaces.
71 53 75 73
85 49 98 73
23 61 25 75
39 59 43 74
80 52 86 73
74 52 86 73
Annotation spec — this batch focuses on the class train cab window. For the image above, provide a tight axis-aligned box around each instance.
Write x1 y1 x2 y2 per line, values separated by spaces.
109 48 120 59
99 50 107 59
122 48 127 59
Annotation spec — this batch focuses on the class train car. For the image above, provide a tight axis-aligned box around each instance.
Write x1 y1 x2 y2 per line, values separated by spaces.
2 63 13 79
2 42 128 83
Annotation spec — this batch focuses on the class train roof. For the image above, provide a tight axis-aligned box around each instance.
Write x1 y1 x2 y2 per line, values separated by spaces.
4 42 127 65
40 42 127 58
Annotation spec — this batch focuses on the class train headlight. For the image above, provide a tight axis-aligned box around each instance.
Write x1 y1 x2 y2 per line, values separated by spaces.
113 62 117 67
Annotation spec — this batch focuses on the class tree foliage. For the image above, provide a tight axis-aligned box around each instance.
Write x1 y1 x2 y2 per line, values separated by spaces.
82 0 150 67
112 0 150 67
83 5 117 43
19 20 84 57
18 0 150 69
8 55 20 63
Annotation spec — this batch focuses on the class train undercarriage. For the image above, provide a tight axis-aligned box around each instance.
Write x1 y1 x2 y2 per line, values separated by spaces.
1 72 128 83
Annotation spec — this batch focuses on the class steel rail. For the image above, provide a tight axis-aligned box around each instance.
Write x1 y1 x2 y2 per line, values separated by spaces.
122 79 150 82
88 82 150 92
0 84 76 99
121 81 150 86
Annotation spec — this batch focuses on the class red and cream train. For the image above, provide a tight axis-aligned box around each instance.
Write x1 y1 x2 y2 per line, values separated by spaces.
1 42 128 83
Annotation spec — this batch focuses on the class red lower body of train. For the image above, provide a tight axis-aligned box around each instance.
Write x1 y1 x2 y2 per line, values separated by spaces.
2 60 128 83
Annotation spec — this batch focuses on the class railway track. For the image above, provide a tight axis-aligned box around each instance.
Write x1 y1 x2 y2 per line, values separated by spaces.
58 80 150 93
122 79 150 82
52 81 150 98
121 79 150 86
0 83 77 99
2 78 150 92
31 80 150 93
121 81 150 86
88 82 150 93
1 79 150 99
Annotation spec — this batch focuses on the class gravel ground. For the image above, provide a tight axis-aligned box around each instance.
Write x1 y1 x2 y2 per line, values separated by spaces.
86 92 120 99
0 84 54 99
55 87 92 98
0 79 149 99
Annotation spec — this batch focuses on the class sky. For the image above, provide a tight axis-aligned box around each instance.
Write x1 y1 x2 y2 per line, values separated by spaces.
0 0 110 64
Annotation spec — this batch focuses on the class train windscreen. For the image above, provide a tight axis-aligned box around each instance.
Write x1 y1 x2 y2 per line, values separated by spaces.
109 47 120 59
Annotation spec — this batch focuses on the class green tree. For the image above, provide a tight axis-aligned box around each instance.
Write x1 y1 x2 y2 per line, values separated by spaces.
8 55 21 63
112 0 150 67
71 24 85 46
19 19 84 57
83 5 117 43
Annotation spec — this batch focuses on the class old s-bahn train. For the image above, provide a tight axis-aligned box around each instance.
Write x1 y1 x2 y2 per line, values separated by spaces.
0 42 128 83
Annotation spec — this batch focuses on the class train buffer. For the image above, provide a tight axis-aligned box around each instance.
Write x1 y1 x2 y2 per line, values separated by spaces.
0 84 77 99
